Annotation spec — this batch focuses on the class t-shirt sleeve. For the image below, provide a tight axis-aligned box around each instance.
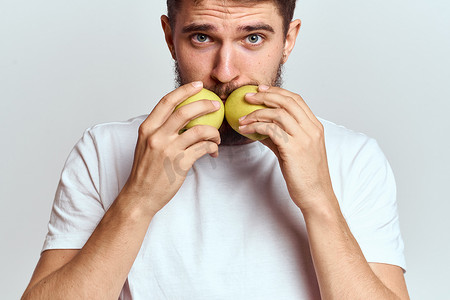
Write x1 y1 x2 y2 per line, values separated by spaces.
42 129 105 253
342 138 406 272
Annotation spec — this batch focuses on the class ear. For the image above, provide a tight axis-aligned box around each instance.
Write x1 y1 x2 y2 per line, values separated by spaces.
161 15 177 60
282 19 301 64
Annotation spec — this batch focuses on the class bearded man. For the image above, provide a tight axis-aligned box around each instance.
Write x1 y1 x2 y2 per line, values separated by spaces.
22 0 409 299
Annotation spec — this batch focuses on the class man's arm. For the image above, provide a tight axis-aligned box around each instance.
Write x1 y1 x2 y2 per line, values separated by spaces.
23 250 79 297
238 85 409 299
304 200 409 299
22 81 222 299
370 262 409 299
22 195 156 299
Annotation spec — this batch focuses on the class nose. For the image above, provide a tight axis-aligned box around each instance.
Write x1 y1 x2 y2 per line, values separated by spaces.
210 43 239 84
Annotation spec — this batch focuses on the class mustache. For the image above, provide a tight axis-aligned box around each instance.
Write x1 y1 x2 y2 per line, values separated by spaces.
205 81 260 100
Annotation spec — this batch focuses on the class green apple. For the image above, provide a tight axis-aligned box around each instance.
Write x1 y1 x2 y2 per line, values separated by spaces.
225 85 269 140
175 88 224 132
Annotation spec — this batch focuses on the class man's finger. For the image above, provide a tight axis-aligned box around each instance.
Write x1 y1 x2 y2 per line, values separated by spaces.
245 91 317 134
258 85 322 129
239 108 298 136
141 81 204 134
174 125 221 150
159 99 221 136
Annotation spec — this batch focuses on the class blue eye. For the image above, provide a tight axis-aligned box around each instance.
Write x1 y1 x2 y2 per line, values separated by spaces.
247 34 262 44
195 34 209 43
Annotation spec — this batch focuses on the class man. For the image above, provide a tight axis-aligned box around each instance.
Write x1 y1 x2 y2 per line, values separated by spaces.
22 0 409 299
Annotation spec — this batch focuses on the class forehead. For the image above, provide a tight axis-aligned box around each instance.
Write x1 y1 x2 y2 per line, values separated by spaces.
175 0 283 32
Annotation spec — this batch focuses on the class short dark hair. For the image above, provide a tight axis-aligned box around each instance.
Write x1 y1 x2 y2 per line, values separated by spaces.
166 0 297 36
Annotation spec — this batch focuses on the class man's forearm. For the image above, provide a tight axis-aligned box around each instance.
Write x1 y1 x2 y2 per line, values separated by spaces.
22 192 155 300
303 196 400 300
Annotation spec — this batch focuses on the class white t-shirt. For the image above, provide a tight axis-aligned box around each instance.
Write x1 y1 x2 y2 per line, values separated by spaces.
43 115 406 299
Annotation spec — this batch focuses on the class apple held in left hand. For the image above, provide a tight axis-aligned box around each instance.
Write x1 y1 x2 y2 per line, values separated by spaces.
238 85 336 212
225 85 269 141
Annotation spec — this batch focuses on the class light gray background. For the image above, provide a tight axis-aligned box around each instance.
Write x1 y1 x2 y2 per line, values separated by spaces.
1 0 449 299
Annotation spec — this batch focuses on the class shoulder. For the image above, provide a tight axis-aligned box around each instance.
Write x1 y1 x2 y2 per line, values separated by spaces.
69 115 147 162
85 115 147 142
318 117 383 159
319 117 374 149
318 117 391 185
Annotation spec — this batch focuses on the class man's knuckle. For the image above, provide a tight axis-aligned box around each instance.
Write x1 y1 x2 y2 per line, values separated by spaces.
294 94 304 104
190 125 203 135
165 93 182 107
160 95 172 106
173 108 188 121
249 110 258 120
147 135 164 150
204 125 218 138
194 142 206 152
202 141 215 153
317 121 324 131
138 123 154 137
138 123 147 136
312 126 324 139
276 109 287 120
210 142 219 153
215 131 221 144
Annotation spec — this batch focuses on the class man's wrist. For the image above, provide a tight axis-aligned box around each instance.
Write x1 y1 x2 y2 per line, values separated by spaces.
299 192 343 224
115 188 158 221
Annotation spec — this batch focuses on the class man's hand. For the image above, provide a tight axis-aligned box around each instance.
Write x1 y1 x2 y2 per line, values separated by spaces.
238 85 334 213
121 81 221 216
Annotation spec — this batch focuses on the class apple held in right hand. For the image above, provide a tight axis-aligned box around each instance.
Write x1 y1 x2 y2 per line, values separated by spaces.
175 88 224 133
225 85 269 141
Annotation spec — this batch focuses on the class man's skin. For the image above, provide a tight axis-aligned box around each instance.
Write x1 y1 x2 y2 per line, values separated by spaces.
22 1 409 299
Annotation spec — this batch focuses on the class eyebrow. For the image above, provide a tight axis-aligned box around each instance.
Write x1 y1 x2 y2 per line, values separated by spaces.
181 22 275 34
238 23 275 33
182 23 217 33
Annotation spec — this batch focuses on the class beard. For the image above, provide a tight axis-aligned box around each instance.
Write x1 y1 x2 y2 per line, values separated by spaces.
174 61 284 145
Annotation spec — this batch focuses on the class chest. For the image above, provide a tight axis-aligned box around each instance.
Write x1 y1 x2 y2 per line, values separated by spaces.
123 158 321 299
